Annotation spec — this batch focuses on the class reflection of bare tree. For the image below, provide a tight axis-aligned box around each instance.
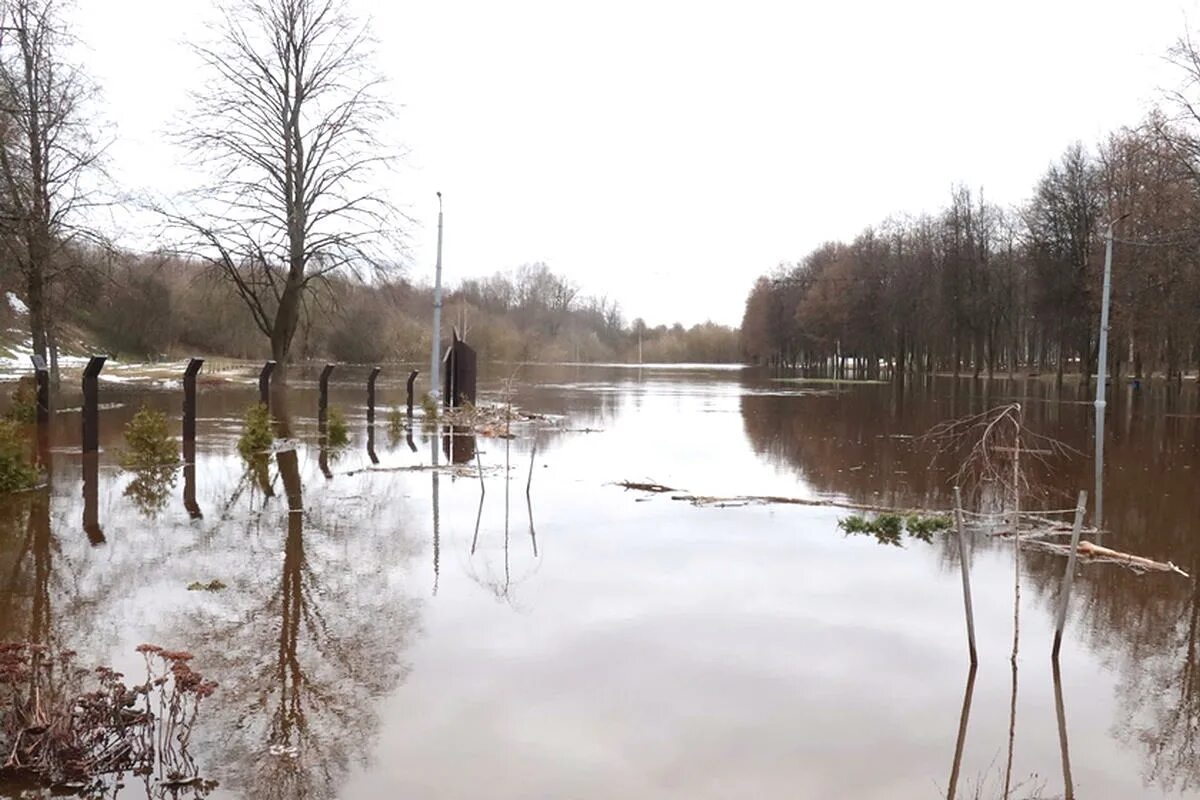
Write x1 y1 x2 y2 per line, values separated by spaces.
0 491 54 647
176 395 418 800
1113 569 1200 792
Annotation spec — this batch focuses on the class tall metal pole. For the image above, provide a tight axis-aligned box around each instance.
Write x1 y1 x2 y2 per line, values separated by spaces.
430 192 444 404
1093 213 1128 531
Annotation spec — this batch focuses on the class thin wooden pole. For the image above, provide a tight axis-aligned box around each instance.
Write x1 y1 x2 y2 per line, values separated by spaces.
1052 490 1088 659
954 486 977 666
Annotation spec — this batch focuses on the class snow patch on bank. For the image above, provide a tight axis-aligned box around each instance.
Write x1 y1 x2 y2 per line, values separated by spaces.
6 293 27 315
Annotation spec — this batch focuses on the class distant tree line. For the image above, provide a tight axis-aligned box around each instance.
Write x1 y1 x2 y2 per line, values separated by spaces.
742 44 1200 384
0 252 739 366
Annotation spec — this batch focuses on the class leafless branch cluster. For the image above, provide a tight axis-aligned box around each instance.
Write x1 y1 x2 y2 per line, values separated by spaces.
922 403 1077 512
160 0 403 375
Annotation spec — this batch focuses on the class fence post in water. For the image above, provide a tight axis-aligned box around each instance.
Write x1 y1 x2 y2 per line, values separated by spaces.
367 366 381 424
406 370 419 419
182 358 204 443
81 356 106 454
1052 490 1089 659
318 364 335 430
259 361 276 406
29 355 49 426
954 486 977 666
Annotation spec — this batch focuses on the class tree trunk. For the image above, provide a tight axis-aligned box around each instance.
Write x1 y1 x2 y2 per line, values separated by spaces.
270 278 305 385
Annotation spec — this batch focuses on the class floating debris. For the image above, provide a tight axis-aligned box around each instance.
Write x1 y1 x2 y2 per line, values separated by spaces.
187 580 228 592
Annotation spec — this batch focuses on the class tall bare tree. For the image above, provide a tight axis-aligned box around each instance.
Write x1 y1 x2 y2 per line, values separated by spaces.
0 0 104 385
168 0 398 382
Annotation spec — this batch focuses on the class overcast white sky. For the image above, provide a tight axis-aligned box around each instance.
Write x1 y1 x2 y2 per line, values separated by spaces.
72 0 1198 327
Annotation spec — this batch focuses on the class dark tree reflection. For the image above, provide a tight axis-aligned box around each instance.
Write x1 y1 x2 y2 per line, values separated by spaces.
175 395 419 800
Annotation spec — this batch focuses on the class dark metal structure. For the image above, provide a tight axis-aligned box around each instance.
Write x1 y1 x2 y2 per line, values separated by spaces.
367 366 381 424
318 363 336 429
259 361 276 405
406 370 419 418
442 330 477 408
81 356 106 454
29 355 49 426
183 358 204 443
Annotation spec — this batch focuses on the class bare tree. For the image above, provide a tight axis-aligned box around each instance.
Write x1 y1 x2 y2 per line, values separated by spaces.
167 0 399 382
0 0 104 385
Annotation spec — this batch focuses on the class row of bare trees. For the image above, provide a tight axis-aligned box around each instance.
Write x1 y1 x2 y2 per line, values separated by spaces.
742 44 1200 383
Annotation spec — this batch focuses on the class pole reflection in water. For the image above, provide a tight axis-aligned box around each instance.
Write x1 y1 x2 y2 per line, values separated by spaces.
183 439 201 519
431 428 440 596
945 664 977 800
1003 660 1019 800
467 437 542 605
82 451 104 546
367 421 378 465
1054 658 1076 800
1094 401 1106 533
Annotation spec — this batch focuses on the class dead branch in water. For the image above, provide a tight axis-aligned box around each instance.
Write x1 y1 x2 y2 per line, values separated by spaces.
610 481 1189 579
615 480 678 493
1024 538 1190 577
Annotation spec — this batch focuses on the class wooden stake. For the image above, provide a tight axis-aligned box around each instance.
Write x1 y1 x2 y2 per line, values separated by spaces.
954 486 977 666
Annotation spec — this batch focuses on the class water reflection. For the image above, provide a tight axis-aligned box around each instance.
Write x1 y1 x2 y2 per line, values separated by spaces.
1054 659 1075 800
172 400 418 800
81 452 103 545
945 664 976 800
467 438 540 606
183 439 202 519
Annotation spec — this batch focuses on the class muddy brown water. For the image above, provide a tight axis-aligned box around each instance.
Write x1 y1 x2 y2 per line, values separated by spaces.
0 364 1197 799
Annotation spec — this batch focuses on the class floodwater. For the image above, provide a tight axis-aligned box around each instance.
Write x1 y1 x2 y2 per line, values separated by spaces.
0 364 1198 799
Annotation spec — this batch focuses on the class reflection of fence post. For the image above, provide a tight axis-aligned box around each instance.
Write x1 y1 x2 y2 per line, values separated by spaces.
82 356 106 454
954 486 977 666
367 366 381 424
259 361 276 406
183 358 204 443
1052 490 1089 659
82 451 104 545
318 364 335 430
29 355 49 426
406 370 419 419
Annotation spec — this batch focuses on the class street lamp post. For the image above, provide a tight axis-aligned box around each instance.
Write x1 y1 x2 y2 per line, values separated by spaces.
430 192 444 404
1093 212 1129 531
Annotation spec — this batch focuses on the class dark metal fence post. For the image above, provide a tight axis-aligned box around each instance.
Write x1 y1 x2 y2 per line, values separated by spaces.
318 364 335 430
29 355 49 426
259 361 276 406
406 370 419 419
183 358 204 443
367 367 381 424
81 356 106 454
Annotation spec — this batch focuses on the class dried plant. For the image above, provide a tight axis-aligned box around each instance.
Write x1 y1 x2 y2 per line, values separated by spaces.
0 642 217 794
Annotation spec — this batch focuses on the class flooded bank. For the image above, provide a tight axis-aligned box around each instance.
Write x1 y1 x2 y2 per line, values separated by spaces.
0 365 1196 798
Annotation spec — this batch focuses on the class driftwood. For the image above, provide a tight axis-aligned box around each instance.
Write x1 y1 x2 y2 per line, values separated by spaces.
612 481 1190 579
1024 538 1190 577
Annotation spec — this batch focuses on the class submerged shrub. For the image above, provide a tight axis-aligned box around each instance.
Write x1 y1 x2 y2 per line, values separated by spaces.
838 512 950 547
387 406 405 443
119 406 179 470
327 406 349 448
238 403 274 460
0 420 37 493
0 642 217 790
420 393 438 421
4 378 36 424
905 513 953 542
